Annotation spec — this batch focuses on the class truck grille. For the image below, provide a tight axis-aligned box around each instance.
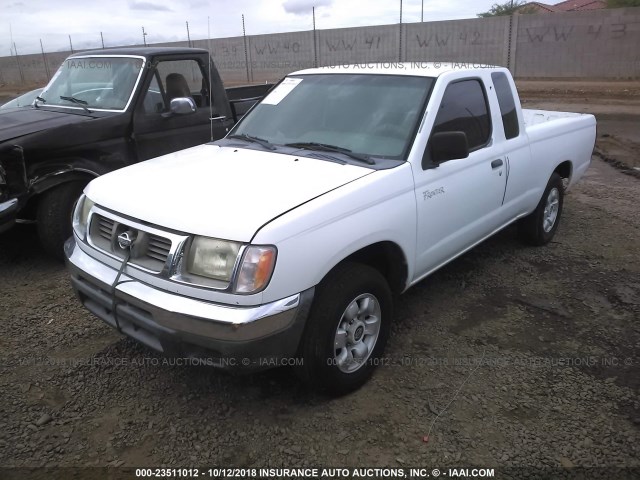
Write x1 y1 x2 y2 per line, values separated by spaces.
97 215 115 241
146 235 172 262
88 213 173 273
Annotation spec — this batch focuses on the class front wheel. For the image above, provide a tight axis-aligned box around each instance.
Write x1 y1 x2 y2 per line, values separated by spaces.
296 262 392 396
517 172 564 246
37 181 86 260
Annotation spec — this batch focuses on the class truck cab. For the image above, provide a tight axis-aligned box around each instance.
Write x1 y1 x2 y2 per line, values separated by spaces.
0 47 271 257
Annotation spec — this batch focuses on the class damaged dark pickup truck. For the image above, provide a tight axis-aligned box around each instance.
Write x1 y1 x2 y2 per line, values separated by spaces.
0 47 271 258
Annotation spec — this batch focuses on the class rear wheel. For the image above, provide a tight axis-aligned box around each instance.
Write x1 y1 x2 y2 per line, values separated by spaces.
37 181 86 260
517 172 564 246
296 262 392 396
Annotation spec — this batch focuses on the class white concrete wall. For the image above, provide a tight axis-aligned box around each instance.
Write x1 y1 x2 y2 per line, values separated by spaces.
1 7 639 88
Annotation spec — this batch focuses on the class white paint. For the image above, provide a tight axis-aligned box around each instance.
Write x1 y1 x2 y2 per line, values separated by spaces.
84 143 371 242
81 66 596 309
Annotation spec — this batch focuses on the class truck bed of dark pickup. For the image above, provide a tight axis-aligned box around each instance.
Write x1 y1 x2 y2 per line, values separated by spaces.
226 84 274 119
0 47 272 257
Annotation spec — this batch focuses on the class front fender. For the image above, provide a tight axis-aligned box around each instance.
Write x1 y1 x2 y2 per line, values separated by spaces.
31 167 99 194
254 165 418 304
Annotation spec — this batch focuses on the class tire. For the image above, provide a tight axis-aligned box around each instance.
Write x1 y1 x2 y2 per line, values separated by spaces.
37 181 86 260
517 172 564 246
296 262 393 396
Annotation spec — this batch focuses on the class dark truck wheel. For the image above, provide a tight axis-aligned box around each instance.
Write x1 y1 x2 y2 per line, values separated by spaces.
518 172 564 246
37 182 86 260
297 262 392 396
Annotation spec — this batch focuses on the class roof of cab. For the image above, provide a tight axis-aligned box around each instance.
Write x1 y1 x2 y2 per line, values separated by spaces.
291 61 505 77
68 47 209 59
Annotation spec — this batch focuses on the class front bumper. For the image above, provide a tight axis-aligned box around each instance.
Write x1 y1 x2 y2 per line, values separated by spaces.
0 198 19 234
65 237 313 370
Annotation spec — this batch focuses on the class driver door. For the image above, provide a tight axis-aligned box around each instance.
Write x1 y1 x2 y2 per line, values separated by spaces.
412 78 507 279
132 58 231 161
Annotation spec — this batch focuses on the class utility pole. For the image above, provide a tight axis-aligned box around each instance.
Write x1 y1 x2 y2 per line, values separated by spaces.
142 26 148 46
186 21 192 47
421 0 424 22
69 35 74 53
100 31 105 49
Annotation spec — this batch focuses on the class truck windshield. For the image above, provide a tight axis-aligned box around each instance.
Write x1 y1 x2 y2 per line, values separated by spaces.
38 57 144 111
231 74 434 160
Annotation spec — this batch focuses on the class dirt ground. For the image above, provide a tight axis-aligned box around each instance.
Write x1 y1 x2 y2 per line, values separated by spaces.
518 80 640 175
0 82 639 476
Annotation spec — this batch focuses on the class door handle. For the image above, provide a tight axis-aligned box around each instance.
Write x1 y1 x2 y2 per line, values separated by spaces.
491 159 503 169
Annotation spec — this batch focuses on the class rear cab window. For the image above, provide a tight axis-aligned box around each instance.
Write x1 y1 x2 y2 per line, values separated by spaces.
491 72 520 140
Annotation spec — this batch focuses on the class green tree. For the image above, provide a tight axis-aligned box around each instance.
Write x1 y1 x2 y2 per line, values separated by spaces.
477 0 537 17
606 0 640 7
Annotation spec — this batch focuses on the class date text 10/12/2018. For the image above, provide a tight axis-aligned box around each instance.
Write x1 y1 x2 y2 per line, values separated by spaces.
134 467 496 478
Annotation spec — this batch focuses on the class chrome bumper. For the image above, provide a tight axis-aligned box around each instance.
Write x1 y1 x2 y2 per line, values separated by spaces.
65 237 313 369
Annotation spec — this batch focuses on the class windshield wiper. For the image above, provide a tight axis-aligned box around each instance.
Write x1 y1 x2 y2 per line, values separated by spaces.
60 95 92 113
227 134 276 151
284 142 375 165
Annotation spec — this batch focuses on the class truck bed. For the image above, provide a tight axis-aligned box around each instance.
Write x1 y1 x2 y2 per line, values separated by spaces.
522 108 596 190
522 108 587 126
225 84 273 119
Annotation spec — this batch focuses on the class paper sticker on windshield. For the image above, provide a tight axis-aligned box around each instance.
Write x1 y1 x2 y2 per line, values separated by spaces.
261 77 302 105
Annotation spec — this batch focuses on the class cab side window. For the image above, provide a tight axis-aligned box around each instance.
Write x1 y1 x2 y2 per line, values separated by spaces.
431 79 491 151
140 59 210 114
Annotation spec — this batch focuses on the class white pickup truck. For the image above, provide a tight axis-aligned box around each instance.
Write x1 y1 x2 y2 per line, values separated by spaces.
65 63 595 395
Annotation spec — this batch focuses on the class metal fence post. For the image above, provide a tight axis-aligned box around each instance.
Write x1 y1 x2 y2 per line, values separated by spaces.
40 39 51 81
399 0 403 62
13 42 25 85
313 7 318 68
242 15 250 83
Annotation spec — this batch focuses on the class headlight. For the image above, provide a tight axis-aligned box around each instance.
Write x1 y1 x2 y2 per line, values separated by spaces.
234 245 277 294
183 237 276 293
186 236 241 282
72 194 94 239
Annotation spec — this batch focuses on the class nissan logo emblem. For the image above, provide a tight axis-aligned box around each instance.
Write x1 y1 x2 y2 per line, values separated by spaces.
117 231 136 250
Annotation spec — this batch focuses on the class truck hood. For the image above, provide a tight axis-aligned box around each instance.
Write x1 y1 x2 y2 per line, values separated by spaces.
0 107 92 143
85 144 372 242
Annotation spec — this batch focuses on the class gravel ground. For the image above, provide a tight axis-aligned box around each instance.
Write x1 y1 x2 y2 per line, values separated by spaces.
1 87 639 477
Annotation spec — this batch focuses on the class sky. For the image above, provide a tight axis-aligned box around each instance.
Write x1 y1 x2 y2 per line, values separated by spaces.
1 0 501 56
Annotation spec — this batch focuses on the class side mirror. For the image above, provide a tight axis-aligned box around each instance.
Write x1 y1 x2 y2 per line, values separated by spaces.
429 131 469 164
167 97 196 116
